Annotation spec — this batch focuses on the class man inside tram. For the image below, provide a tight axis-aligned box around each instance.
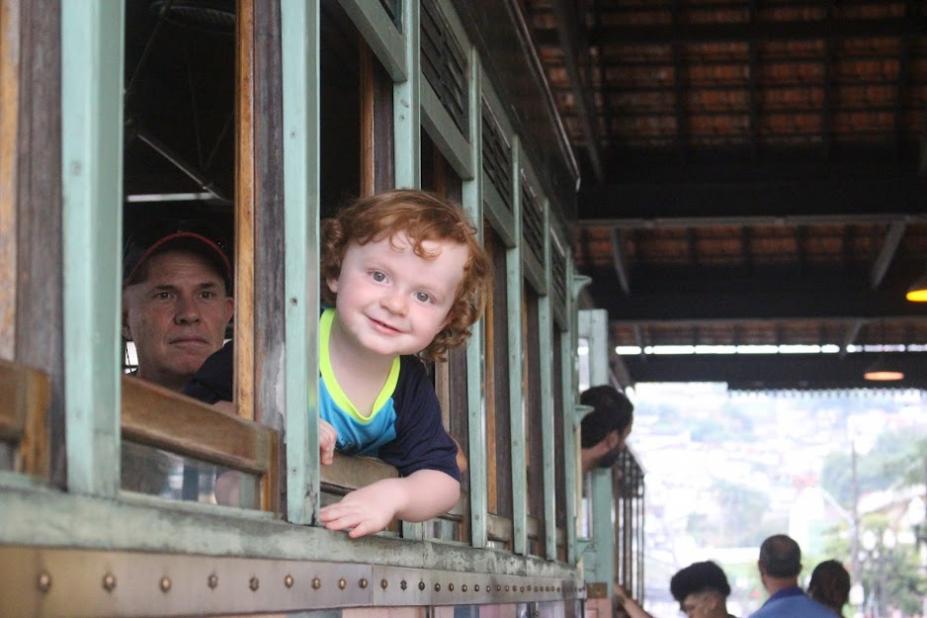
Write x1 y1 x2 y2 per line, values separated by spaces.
579 385 634 473
121 224 234 392
120 224 234 495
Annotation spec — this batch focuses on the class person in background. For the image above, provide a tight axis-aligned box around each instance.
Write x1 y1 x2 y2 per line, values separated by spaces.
807 559 851 616
749 534 834 618
670 561 738 618
579 384 634 473
615 560 736 618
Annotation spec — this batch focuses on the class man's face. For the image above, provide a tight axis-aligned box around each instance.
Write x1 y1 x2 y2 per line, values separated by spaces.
680 591 721 618
123 250 233 390
593 421 633 469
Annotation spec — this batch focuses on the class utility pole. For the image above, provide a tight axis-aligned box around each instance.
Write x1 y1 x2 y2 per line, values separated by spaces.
851 442 861 591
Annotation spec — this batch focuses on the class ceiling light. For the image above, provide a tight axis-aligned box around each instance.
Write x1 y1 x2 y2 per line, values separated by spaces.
863 355 904 382
906 274 927 302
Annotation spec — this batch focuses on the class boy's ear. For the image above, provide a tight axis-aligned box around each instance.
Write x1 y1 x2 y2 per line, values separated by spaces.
326 277 339 295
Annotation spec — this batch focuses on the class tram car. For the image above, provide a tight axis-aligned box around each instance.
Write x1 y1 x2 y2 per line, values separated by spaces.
0 0 643 615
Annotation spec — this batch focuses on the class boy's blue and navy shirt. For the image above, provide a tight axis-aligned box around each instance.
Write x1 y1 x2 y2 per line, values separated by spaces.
184 310 460 481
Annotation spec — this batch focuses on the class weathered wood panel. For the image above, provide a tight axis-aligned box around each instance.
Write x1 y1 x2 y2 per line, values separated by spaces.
122 376 279 512
0 0 19 361
253 0 286 430
15 0 63 486
0 358 50 476
235 0 256 421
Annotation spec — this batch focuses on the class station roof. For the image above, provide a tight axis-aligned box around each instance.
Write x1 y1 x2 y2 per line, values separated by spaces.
522 0 927 389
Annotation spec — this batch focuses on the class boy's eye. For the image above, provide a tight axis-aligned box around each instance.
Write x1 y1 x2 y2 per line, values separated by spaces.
414 291 432 303
199 290 216 300
154 291 174 300
370 271 387 283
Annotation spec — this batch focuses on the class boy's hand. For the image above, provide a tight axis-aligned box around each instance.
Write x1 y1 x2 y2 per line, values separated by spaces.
319 419 337 465
318 470 459 538
318 478 405 538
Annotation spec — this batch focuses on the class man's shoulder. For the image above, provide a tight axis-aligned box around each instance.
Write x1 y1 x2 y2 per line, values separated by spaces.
751 594 836 618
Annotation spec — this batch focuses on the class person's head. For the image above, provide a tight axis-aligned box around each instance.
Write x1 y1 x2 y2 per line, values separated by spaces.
808 559 851 614
758 534 802 590
670 561 732 618
321 190 491 361
579 385 634 470
122 226 234 391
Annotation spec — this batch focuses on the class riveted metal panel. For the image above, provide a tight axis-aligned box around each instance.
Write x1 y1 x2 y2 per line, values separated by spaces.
0 546 584 616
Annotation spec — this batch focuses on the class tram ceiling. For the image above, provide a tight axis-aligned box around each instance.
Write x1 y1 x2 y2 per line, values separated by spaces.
521 0 927 388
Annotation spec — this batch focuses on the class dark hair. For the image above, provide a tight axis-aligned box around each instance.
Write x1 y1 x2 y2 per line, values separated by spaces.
123 221 232 293
808 559 850 613
579 385 633 448
759 534 802 578
670 561 731 604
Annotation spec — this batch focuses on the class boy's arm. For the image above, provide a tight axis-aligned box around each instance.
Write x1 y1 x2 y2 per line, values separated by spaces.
318 470 459 538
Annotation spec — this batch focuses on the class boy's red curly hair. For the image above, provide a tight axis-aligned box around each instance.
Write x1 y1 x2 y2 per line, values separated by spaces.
321 189 492 361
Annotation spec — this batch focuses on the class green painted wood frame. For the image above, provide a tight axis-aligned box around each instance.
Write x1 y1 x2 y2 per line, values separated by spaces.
60 0 124 498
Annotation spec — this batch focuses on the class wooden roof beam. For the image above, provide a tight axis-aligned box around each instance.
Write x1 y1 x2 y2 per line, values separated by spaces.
870 220 907 290
579 177 927 222
610 227 631 296
549 0 604 183
535 17 927 45
623 351 927 386
588 282 927 322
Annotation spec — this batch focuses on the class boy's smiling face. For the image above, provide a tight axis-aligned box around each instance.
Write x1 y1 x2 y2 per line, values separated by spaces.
327 233 468 358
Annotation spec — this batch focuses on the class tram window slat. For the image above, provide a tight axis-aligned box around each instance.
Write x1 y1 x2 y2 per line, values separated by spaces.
524 282 545 556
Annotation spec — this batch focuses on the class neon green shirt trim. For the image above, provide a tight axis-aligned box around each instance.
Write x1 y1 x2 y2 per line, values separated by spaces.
319 308 401 424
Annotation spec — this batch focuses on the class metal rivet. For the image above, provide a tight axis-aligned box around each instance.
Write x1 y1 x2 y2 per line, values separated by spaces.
448 583 455 591
400 580 408 591
249 577 260 592
359 578 368 589
159 577 172 593
312 577 321 590
37 572 52 593
380 579 389 590
520 585 525 593
504 585 510 592
474 584 480 592
284 575 294 589
208 574 219 589
102 573 116 592
462 584 468 592
338 578 347 590
418 580 426 591
434 583 441 592
557 586 562 593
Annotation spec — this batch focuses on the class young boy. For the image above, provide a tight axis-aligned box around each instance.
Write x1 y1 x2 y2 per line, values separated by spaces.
186 190 491 538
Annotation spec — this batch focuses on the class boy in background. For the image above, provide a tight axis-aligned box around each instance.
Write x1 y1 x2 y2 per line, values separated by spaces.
187 190 491 537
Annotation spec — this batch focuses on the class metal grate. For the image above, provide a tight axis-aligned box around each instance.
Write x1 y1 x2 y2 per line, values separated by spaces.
481 100 513 211
521 177 545 269
421 0 468 137
551 235 567 315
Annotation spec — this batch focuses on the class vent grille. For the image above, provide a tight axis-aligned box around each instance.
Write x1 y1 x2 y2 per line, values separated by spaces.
551 234 567 313
521 178 544 269
421 0 468 137
481 101 512 211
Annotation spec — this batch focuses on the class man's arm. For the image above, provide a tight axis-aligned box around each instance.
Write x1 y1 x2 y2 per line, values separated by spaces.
614 585 655 618
318 469 459 538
